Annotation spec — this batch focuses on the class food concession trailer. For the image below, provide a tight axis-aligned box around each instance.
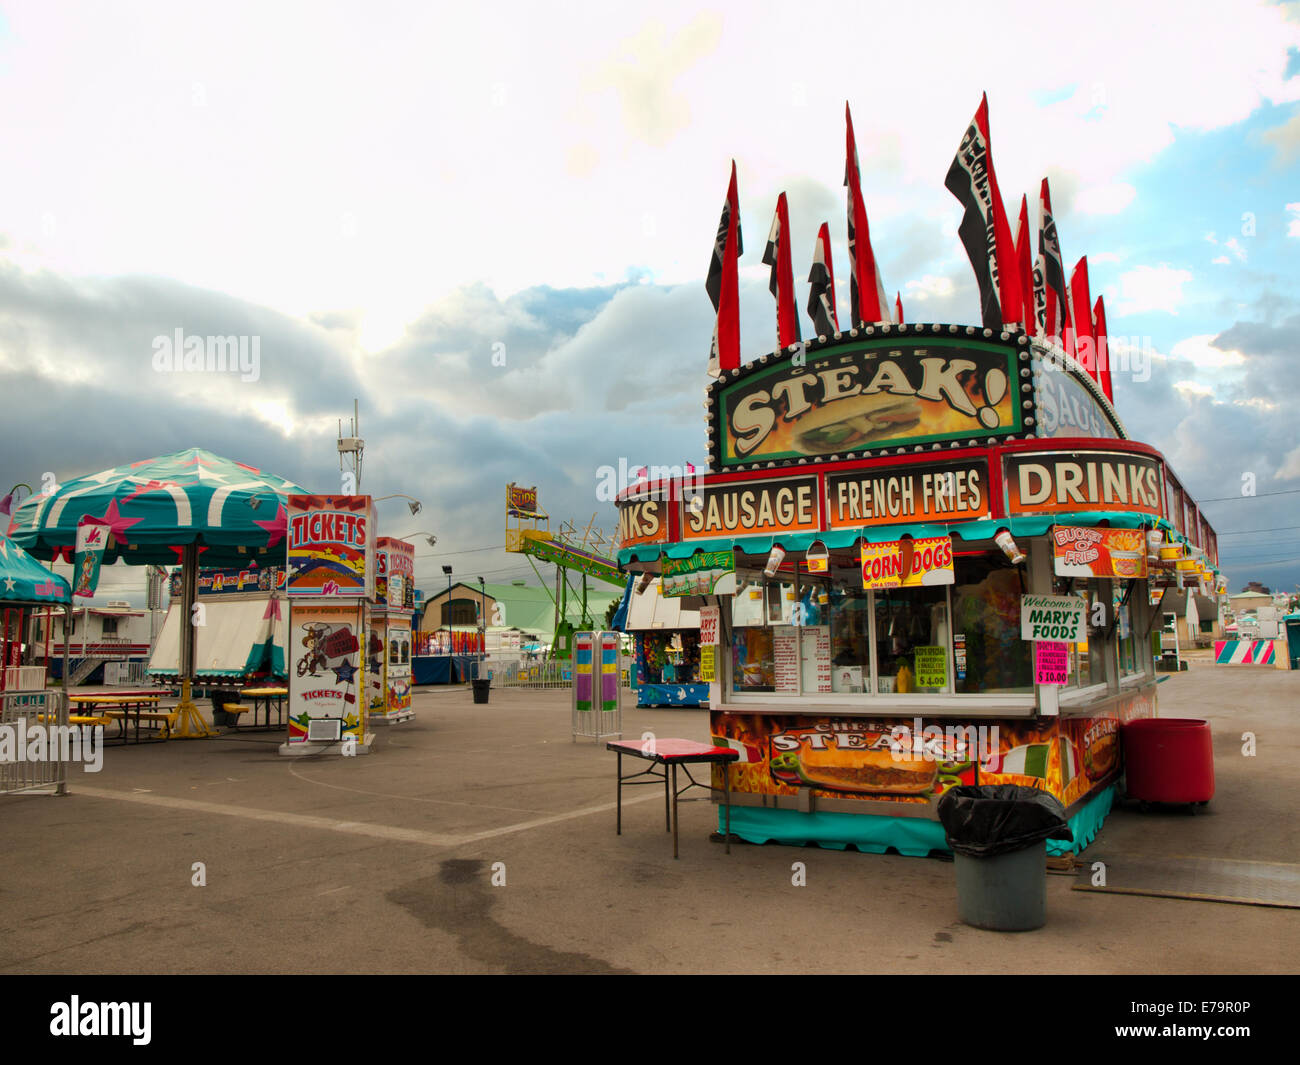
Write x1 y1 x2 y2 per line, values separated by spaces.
615 323 1219 855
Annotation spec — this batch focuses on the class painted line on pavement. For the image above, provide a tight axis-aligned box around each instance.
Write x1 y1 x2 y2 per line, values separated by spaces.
71 784 667 849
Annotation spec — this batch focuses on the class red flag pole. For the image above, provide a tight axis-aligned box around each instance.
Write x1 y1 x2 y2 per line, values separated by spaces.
806 222 839 338
764 192 801 349
1014 195 1034 332
845 103 889 325
707 161 743 375
1094 295 1114 405
1070 257 1097 381
945 94 1022 329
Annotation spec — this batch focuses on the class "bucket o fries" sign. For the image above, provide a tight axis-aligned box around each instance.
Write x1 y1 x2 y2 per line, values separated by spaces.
1052 525 1148 580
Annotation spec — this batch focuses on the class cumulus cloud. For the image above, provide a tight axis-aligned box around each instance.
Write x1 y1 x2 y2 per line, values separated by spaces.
1114 264 1194 315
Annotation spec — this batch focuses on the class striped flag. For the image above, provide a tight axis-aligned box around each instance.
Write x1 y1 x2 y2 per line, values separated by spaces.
1038 178 1068 340
806 222 839 338
895 291 904 325
985 742 1050 778
945 94 1022 329
762 192 801 348
845 103 890 326
706 161 743 376
1094 294 1115 404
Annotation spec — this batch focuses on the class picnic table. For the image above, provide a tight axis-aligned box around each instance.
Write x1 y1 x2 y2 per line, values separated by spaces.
234 687 289 731
68 694 170 744
607 738 739 859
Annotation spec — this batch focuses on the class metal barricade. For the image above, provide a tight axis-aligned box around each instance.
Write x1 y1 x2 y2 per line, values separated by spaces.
1 689 67 795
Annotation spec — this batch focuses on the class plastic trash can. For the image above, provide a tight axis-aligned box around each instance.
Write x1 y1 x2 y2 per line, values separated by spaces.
952 843 1048 931
471 678 490 704
937 785 1072 932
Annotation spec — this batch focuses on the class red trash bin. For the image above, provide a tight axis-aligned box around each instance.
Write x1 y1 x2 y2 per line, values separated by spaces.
1122 718 1215 804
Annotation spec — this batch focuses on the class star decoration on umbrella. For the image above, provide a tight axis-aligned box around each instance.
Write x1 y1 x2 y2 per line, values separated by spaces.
332 660 357 685
122 479 181 504
254 504 289 549
3 577 15 592
95 499 144 545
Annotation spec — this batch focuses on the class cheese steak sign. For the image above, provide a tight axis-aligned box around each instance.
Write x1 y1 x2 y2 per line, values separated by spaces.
825 459 989 528
1005 451 1163 517
683 477 819 539
711 334 1022 468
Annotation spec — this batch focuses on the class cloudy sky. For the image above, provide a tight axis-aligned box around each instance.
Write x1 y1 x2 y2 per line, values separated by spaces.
2 0 1299 602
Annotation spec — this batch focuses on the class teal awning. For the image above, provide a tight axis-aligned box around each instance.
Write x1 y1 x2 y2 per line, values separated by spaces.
618 511 1155 567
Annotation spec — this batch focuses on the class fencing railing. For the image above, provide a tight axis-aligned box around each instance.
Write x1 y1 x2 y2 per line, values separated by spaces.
3 665 46 691
104 661 148 686
493 660 573 689
491 658 634 690
1 689 66 795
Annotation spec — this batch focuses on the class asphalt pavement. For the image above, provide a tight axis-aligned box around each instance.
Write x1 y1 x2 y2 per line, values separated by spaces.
1 663 1296 974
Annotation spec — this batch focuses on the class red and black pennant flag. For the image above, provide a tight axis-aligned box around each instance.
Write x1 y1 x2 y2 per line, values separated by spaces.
1038 177 1068 341
707 160 743 376
1093 294 1114 405
763 191 801 348
845 103 890 326
806 222 839 338
945 93 1022 330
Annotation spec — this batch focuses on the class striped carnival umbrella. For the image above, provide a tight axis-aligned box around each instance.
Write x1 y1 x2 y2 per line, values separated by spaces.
8 449 305 737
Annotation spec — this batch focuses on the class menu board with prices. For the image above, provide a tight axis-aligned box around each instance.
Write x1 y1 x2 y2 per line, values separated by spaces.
774 628 800 694
700 645 716 682
912 645 948 690
1034 641 1069 686
800 626 832 693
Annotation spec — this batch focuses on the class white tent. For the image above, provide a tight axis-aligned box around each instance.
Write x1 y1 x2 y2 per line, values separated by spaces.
148 598 283 680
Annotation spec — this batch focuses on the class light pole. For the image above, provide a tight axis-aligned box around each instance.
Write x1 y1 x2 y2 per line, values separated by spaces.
442 564 453 658
374 493 423 516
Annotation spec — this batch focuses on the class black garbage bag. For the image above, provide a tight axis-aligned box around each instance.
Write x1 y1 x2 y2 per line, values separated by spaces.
937 785 1072 858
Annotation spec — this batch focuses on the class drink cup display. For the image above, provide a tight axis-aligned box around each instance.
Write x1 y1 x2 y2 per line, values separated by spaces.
993 529 1025 563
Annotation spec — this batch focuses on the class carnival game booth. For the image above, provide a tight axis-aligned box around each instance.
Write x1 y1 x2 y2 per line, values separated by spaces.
367 537 414 724
622 576 708 708
148 565 288 687
616 324 1219 856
